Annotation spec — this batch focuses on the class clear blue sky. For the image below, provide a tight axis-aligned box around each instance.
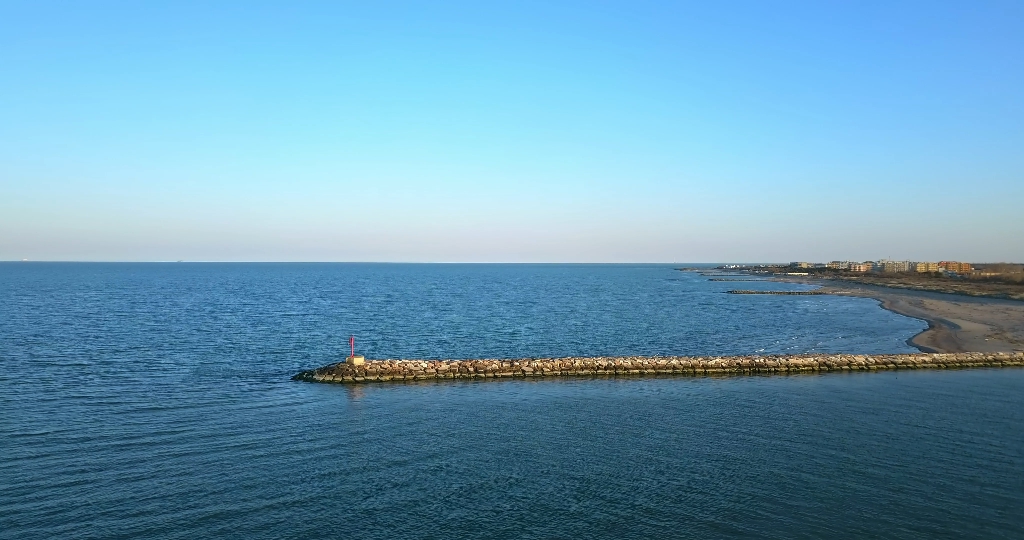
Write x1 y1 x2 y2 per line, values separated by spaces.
2 1 1022 262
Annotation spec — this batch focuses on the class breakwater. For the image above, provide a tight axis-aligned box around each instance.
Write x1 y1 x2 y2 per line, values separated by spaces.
728 289 827 295
293 352 1023 384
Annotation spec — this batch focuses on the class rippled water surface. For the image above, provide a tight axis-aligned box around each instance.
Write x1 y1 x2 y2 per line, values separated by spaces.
1 263 1022 539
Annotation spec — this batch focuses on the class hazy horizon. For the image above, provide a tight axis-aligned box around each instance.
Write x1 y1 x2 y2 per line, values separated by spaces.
3 1 1023 263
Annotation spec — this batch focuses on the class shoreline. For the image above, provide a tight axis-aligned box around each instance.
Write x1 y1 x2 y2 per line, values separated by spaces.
877 295 954 353
773 278 1024 353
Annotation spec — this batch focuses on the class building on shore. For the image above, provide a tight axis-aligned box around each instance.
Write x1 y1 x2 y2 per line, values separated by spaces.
788 259 969 274
880 260 913 273
939 261 973 274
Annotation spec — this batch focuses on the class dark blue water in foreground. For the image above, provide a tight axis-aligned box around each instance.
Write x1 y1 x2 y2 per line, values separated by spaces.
1 263 1022 539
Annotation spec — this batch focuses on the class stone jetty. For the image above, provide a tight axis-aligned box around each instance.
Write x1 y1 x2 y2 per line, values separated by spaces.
293 352 1023 385
728 289 827 295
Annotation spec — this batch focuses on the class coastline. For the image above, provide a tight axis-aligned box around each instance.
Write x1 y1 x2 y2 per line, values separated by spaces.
773 278 1024 353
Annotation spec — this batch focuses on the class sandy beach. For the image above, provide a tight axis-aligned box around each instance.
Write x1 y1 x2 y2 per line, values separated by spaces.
795 281 1024 353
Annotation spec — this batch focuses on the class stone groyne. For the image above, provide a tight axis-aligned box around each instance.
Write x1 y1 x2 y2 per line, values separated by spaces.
293 352 1023 384
728 290 827 295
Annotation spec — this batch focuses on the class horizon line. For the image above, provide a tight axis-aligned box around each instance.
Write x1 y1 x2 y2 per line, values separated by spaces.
3 260 1018 265
1 260 728 264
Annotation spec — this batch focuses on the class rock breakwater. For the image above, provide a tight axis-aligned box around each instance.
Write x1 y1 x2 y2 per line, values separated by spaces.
293 352 1023 384
728 290 827 295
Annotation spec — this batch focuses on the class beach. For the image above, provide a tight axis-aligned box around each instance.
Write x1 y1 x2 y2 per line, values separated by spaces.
782 280 1024 353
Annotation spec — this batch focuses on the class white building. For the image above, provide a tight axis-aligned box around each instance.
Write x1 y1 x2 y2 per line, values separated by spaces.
879 260 913 273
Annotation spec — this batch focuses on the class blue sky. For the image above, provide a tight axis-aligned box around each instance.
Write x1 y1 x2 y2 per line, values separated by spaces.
2 1 1022 262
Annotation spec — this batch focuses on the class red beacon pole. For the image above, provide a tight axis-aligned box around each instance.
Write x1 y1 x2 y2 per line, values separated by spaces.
347 335 364 365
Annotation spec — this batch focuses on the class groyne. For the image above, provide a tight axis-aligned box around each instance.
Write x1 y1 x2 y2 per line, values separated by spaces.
293 352 1023 384
727 290 827 295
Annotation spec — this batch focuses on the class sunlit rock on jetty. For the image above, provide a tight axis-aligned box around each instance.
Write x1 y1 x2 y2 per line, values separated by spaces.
293 352 1024 384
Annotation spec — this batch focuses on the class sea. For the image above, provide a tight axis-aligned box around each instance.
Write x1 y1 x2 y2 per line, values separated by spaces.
1 263 1022 539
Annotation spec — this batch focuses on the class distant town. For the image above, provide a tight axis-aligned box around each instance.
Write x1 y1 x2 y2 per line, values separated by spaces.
711 260 1024 299
721 260 1023 277
788 260 974 274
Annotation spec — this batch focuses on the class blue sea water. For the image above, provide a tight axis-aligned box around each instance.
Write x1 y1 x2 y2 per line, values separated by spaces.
1 263 1022 539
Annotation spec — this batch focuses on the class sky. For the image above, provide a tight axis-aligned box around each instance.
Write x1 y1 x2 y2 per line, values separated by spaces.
1 1 1022 262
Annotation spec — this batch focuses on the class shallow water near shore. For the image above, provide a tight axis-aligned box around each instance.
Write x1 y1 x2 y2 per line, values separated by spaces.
2 263 1022 539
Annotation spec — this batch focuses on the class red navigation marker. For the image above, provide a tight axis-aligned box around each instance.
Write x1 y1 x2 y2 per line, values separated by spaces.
346 334 365 365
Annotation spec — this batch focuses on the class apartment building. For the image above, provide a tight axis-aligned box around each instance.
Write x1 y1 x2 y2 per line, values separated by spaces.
880 260 913 273
939 261 973 274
